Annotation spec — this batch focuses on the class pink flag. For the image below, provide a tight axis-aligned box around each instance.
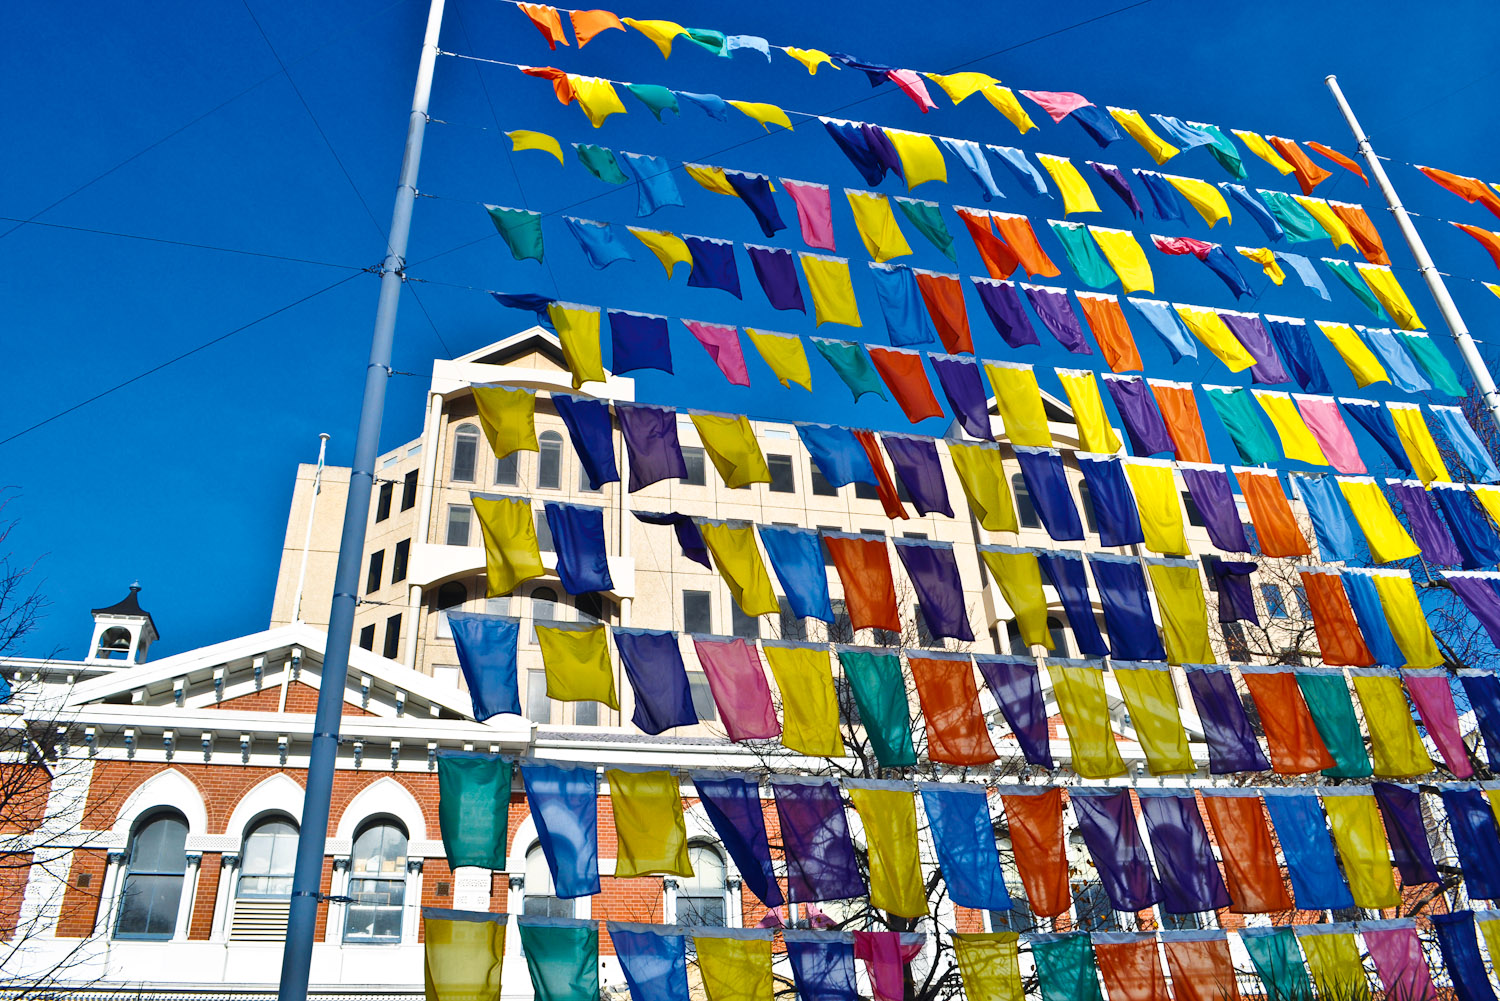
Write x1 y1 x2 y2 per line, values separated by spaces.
779 179 836 251
886 69 937 112
692 636 780 741
1364 924 1436 1001
1294 394 1366 474
1151 234 1215 259
683 319 751 386
1019 89 1093 123
1403 670 1474 778
853 932 923 1001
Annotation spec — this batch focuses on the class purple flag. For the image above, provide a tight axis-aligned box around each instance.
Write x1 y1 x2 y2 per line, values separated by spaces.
1208 558 1259 623
1389 481 1463 565
929 354 993 440
974 656 1053 766
1021 283 1093 355
1180 465 1252 553
881 434 953 517
693 771 785 907
608 309 673 374
684 235 742 297
1219 312 1291 385
616 403 687 492
972 278 1041 348
1137 790 1231 913
1449 575 1500 648
1068 788 1163 911
860 124 906 182
773 778 866 903
1035 549 1108 656
633 511 710 569
724 171 786 238
894 539 973 641
1089 162 1143 217
1015 448 1086 543
1184 665 1272 773
1088 554 1166 661
1372 782 1441 884
613 628 698 734
745 244 806 312
1102 375 1175 456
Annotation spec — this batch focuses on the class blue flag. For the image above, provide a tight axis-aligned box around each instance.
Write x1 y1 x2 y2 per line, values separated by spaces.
918 784 1011 910
613 628 697 735
797 423 877 488
610 924 688 1001
520 763 600 898
1261 791 1354 910
758 526 835 623
543 502 612 595
445 612 521 719
553 394 620 491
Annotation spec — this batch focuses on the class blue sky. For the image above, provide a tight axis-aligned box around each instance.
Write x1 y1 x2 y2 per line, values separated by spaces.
5 0 1500 659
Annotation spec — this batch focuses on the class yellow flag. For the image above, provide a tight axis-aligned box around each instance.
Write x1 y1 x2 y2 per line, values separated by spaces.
746 329 812 391
953 933 1023 1001
628 227 693 277
950 445 1018 532
1321 791 1401 908
1337 478 1421 563
984 361 1052 447
505 129 564 165
695 934 773 1001
570 76 626 127
1056 368 1122 454
699 520 779 616
1357 263 1426 329
1486 282 1500 299
1298 931 1368 1001
472 495 545 596
424 913 505 1001
1473 484 1500 525
1114 666 1193 774
1167 175 1232 227
605 768 692 877
884 129 947 189
981 548 1051 649
1367 572 1444 670
924 71 1001 104
1108 108 1179 165
847 784 928 917
1174 305 1257 372
763 643 845 756
546 302 604 389
682 162 737 196
800 254 862 327
621 17 686 57
1488 789 1500 841
1050 662 1126 777
1252 390 1329 464
1388 403 1450 485
1088 227 1154 293
728 101 793 132
472 386 538 460
1037 154 1100 215
1124 461 1190 556
1146 560 1213 664
1317 321 1390 387
1353 671 1435 774
1238 246 1285 284
691 414 771 488
1478 914 1500 972
1293 196 1356 250
537 623 619 709
1232 129 1296 174
846 191 913 262
784 47 836 74
981 86 1036 133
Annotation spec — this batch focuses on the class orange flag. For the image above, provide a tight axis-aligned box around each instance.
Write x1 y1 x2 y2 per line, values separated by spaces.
852 429 908 521
1234 468 1311 557
1454 222 1500 270
1149 380 1211 462
998 788 1070 917
908 654 998 766
867 346 945 424
522 65 576 104
1298 569 1374 667
1201 793 1294 913
1094 936 1170 1001
1075 292 1143 372
954 207 1020 279
823 532 901 630
569 9 625 46
1163 935 1241 1001
1267 136 1333 195
1305 141 1368 184
992 212 1061 277
1240 667 1336 774
1330 201 1389 265
1418 165 1500 219
519 4 570 48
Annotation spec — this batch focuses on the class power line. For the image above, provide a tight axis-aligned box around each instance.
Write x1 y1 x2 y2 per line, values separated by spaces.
0 216 370 271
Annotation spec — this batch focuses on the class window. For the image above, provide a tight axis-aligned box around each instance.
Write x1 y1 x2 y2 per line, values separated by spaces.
1006 620 1026 656
680 447 706 486
115 811 189 940
834 675 861 726
689 675 717 721
436 581 466 640
1224 622 1252 663
1071 881 1120 932
1262 585 1288 619
238 817 298 899
1158 909 1207 931
538 432 563 489
531 587 560 643
731 604 761 640
536 510 554 553
811 465 838 497
1292 585 1310 618
676 845 728 927
853 480 878 501
683 591 712 634
989 896 1036 933
495 452 519 486
1013 474 1040 529
768 455 795 493
1182 490 1205 527
902 531 928 540
818 527 839 566
451 424 479 482
383 614 401 659
376 482 393 522
391 539 410 584
345 822 408 943
828 600 855 645
446 505 472 547
526 668 552 723
1076 480 1098 534
401 469 418 510
579 464 601 492
486 595 511 616
575 701 599 726
358 625 375 651
366 551 385 595
576 593 606 624
523 844 573 918
779 598 806 642
1047 617 1070 658
914 604 935 648
1200 556 1220 592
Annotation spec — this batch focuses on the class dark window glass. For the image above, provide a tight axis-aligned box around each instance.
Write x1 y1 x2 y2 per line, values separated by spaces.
828 600 855 645
1225 622 1252 663
238 818 298 899
115 812 188 940
358 625 375 651
392 539 410 584
810 466 838 496
526 668 551 723
914 604 935 648
1292 585 1311 618
1046 616 1069 658
1013 474 1040 529
538 432 563 489
683 591 711 634
576 592 607 624
1262 585 1288 619
530 587 559 643
689 675 717 721
536 511 554 553
366 551 384 595
451 424 478 483
401 469 418 510
768 455 795 493
383 614 402 658
1006 620 1026 656
575 701 599 726
1158 909 1206 930
445 505 471 547
676 846 727 927
779 598 806 642
1182 490 1205 527
989 892 1036 933
375 482 393 522
437 581 466 610
344 822 407 943
522 844 572 918
1071 882 1120 932
818 527 839 566
731 604 760 639
853 480 879 501
680 447 706 486
1076 480 1098 533
495 452 519 486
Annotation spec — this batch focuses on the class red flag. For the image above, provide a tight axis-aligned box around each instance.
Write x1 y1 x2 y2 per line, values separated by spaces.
1417 165 1500 219
1151 234 1214 259
518 4 570 49
1454 222 1500 270
1305 140 1368 184
953 208 1020 279
866 347 945 424
1267 136 1333 195
521 65 576 105
912 271 972 354
851 429 908 521
1201 794 1294 913
823 532 901 629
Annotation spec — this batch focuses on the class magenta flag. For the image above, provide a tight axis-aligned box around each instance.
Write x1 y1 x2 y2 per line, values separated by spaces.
1403 670 1474 778
780 179 836 251
683 320 751 386
692 636 779 741
1295 395 1366 474
1364 922 1436 1001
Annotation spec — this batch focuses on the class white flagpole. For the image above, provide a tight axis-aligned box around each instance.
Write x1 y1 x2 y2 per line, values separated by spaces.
291 432 331 623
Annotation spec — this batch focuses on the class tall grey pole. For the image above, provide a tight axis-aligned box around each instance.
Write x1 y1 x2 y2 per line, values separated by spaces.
277 1 445 998
1325 74 1500 437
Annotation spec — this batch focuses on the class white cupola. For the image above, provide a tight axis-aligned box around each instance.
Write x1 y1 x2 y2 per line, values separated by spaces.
88 583 159 664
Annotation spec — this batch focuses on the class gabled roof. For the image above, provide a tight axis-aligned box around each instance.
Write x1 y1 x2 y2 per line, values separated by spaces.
454 325 566 368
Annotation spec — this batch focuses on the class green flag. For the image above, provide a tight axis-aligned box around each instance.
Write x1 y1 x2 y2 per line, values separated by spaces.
1031 934 1103 1001
574 144 629 185
1242 927 1315 1001
810 338 887 401
486 205 544 263
1204 385 1283 465
837 649 916 768
1322 257 1388 318
1047 220 1118 289
1258 190 1326 243
437 754 513 870
894 197 957 262
1398 331 1466 397
1194 122 1248 179
517 918 598 1001
1295 672 1373 778
624 83 680 121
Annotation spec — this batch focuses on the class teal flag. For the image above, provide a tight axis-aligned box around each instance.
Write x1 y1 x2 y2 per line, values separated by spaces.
1048 221 1117 289
1195 122 1247 178
1295 673 1373 778
1398 331 1465 397
574 144 629 184
1031 934 1103 1001
1258 190 1326 243
437 754 513 869
810 338 887 401
1322 258 1387 318
1241 927 1314 1001
1204 386 1282 465
625 83 680 121
837 649 916 767
683 27 728 55
517 917 599 1001
893 197 957 261
486 205 544 262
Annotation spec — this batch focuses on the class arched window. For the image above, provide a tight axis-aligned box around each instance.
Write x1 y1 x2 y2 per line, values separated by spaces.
530 586 560 643
344 820 408 944
1012 474 1040 529
115 810 189 939
675 844 728 927
436 581 467 640
495 451 519 486
238 816 298 899
523 843 573 918
451 424 479 483
96 626 133 659
538 431 563 489
1046 616 1070 658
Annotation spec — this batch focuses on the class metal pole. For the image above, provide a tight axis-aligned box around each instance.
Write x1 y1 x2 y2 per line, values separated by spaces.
278 1 445 998
291 432 332 623
1325 74 1500 436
